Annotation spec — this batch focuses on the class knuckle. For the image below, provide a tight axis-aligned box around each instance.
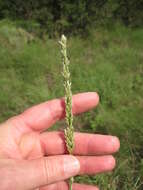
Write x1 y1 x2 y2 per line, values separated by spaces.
42 157 51 184
42 156 64 185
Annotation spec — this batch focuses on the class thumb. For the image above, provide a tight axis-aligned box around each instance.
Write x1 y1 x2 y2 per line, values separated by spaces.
0 156 80 190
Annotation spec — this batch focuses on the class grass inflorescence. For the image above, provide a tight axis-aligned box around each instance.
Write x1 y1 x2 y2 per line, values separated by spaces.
59 35 74 190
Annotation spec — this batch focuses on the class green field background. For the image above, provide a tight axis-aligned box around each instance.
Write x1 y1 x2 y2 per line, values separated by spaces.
0 20 143 189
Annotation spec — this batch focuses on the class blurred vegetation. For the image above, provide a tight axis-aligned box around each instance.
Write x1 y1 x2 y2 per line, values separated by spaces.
0 0 143 37
0 19 143 189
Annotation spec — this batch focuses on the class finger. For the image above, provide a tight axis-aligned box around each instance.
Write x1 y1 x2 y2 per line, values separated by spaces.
38 155 114 189
0 155 114 190
0 156 80 190
40 182 99 190
19 132 119 159
77 155 115 175
40 132 120 156
18 92 99 131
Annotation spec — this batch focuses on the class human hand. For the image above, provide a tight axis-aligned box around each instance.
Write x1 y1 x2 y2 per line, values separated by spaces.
0 92 120 190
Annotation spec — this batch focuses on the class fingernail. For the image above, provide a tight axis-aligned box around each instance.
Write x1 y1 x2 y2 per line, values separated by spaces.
63 155 80 177
105 155 116 170
112 136 120 152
